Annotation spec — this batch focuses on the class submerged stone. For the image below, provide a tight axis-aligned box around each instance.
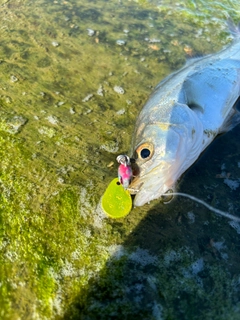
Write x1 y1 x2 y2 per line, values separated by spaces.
113 85 125 94
82 94 93 102
116 39 126 46
10 75 18 82
100 140 119 153
5 115 28 134
52 41 59 47
87 28 95 36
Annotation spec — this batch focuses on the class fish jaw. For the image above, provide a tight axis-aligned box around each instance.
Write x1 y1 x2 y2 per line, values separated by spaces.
130 161 174 206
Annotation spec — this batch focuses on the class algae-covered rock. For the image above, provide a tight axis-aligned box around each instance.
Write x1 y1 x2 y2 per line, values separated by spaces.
0 0 240 319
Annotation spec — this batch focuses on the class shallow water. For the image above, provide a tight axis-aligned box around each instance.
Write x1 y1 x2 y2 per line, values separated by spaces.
0 0 240 319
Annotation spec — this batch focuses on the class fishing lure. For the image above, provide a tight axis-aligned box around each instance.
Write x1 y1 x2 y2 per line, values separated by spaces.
116 154 133 189
101 155 133 219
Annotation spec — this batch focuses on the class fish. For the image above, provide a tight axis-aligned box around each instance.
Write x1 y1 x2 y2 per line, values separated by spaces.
129 21 240 207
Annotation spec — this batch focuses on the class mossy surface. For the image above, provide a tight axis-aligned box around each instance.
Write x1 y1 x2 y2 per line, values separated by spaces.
0 0 240 319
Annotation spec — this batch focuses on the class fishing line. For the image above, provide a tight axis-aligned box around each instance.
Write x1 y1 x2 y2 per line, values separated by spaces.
165 192 240 222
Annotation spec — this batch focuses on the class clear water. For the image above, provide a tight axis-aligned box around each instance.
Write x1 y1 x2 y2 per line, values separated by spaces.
0 0 240 319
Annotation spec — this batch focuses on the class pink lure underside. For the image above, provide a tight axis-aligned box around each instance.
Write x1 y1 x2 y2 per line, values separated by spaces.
118 164 132 188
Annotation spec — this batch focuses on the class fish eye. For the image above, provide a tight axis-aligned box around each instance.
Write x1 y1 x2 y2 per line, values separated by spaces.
136 142 154 161
140 148 150 159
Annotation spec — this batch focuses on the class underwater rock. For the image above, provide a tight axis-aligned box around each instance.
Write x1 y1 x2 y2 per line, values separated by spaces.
83 109 92 115
145 38 161 43
4 96 12 103
116 108 125 115
113 86 125 94
5 115 28 134
55 101 65 107
87 28 95 36
229 221 240 234
46 115 59 125
224 178 240 190
187 211 195 224
100 140 119 153
10 75 18 83
38 126 56 138
69 107 75 114
116 39 126 46
52 41 59 47
97 85 104 96
82 94 93 102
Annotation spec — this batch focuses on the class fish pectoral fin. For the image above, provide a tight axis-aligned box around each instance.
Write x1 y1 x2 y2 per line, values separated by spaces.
220 98 240 133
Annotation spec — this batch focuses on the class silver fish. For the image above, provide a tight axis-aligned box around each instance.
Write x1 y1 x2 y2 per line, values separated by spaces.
130 22 240 207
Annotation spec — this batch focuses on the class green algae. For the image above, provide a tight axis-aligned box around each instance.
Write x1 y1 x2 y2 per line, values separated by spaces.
72 246 240 320
0 0 239 319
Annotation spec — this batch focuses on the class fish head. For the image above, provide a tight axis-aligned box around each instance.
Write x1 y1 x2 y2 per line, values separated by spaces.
129 101 203 206
130 122 182 206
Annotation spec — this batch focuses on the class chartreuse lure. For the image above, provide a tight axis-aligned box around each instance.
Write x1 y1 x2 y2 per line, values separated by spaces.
101 178 132 218
101 155 133 219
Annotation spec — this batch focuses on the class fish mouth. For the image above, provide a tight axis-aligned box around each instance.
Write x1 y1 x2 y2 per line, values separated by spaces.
128 176 143 195
129 176 167 206
128 162 174 206
129 178 154 206
128 172 157 206
128 158 157 196
127 160 142 194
